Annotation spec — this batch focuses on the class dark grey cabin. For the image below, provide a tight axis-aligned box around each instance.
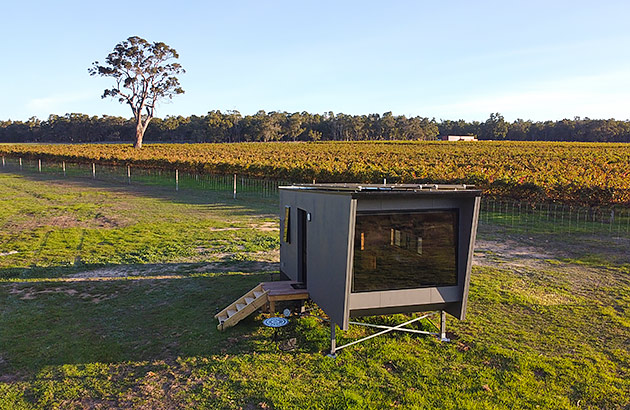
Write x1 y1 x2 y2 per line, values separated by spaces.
279 184 481 330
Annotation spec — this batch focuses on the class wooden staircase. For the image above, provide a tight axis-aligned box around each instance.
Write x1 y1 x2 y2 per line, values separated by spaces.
215 283 269 331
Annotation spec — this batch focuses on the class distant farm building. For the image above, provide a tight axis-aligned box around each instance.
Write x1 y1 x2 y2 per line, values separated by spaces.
441 135 478 141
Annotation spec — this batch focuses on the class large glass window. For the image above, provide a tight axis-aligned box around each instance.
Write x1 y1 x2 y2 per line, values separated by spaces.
352 210 458 293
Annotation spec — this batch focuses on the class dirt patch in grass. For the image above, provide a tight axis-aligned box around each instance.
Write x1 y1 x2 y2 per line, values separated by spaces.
475 231 630 269
8 285 78 299
5 213 126 232
477 224 630 265
66 259 279 280
191 259 279 274
116 360 206 409
68 264 175 279
93 214 125 228
0 367 27 383
474 238 554 269
6 284 119 303
474 233 630 299
0 351 28 383
208 222 277 232
251 221 278 232
247 250 279 263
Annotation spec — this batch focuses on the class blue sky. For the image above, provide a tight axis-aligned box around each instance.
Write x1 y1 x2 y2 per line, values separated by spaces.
2 0 629 122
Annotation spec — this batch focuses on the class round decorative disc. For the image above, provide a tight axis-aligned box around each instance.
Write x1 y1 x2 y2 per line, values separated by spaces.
262 317 289 328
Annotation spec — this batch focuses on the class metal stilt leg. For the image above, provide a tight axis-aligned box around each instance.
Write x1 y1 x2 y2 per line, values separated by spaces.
327 321 337 358
440 310 450 342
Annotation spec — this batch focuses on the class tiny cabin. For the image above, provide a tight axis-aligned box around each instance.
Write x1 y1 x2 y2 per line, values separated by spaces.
279 184 481 330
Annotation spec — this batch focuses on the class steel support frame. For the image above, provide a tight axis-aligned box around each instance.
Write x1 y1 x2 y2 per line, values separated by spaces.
327 310 450 358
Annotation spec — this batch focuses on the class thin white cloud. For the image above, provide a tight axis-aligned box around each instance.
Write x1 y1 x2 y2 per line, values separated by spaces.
427 69 630 121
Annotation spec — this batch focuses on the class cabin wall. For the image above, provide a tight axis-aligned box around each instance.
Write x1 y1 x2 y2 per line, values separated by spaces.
446 195 480 320
279 190 356 328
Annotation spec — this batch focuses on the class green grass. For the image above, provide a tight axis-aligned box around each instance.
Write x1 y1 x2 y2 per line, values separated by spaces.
0 171 629 409
0 172 279 278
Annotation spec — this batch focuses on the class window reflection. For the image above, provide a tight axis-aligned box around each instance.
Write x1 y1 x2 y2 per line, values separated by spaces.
352 211 458 292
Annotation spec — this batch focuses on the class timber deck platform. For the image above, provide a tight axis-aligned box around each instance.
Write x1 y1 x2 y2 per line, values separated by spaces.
261 281 309 313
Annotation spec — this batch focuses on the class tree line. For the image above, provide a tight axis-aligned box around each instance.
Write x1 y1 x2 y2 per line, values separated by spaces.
2 111 629 143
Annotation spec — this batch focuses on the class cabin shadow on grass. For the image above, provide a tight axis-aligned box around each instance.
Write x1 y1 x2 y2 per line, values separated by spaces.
0 267 312 376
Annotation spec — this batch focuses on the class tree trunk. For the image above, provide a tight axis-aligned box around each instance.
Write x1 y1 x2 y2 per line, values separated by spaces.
134 121 144 149
133 115 152 149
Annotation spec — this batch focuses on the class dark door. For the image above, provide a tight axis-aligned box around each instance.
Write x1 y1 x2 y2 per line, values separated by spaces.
297 209 307 285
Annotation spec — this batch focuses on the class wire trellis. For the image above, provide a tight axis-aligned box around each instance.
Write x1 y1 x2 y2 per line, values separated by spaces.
2 155 628 237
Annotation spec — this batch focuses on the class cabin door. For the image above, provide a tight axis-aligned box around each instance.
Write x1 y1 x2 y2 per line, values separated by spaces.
297 209 307 285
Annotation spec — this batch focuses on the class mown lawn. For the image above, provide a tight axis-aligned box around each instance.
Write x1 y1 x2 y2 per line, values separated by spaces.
0 172 628 409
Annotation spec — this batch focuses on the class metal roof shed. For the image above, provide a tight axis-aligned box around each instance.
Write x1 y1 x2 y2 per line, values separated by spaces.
279 184 481 336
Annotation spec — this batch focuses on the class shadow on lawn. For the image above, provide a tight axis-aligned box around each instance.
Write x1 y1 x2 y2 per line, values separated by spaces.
0 267 308 376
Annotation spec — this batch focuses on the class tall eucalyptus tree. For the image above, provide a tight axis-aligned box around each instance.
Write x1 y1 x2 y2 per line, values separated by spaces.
89 36 185 148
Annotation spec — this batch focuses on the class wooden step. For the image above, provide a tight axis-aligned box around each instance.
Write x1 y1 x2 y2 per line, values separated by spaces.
215 283 264 320
215 283 270 330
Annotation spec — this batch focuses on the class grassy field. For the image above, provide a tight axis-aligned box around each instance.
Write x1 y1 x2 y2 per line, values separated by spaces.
0 171 629 409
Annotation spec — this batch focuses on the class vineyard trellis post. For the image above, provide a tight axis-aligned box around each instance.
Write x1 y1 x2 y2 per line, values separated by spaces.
610 210 614 233
38 159 42 173
505 201 508 224
526 202 530 233
233 173 237 199
62 161 66 177
595 209 599 234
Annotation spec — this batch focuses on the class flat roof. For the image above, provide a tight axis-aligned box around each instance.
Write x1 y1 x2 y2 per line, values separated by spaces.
279 183 482 196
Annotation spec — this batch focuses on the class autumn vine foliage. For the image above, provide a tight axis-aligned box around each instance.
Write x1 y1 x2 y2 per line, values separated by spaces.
1 141 628 206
